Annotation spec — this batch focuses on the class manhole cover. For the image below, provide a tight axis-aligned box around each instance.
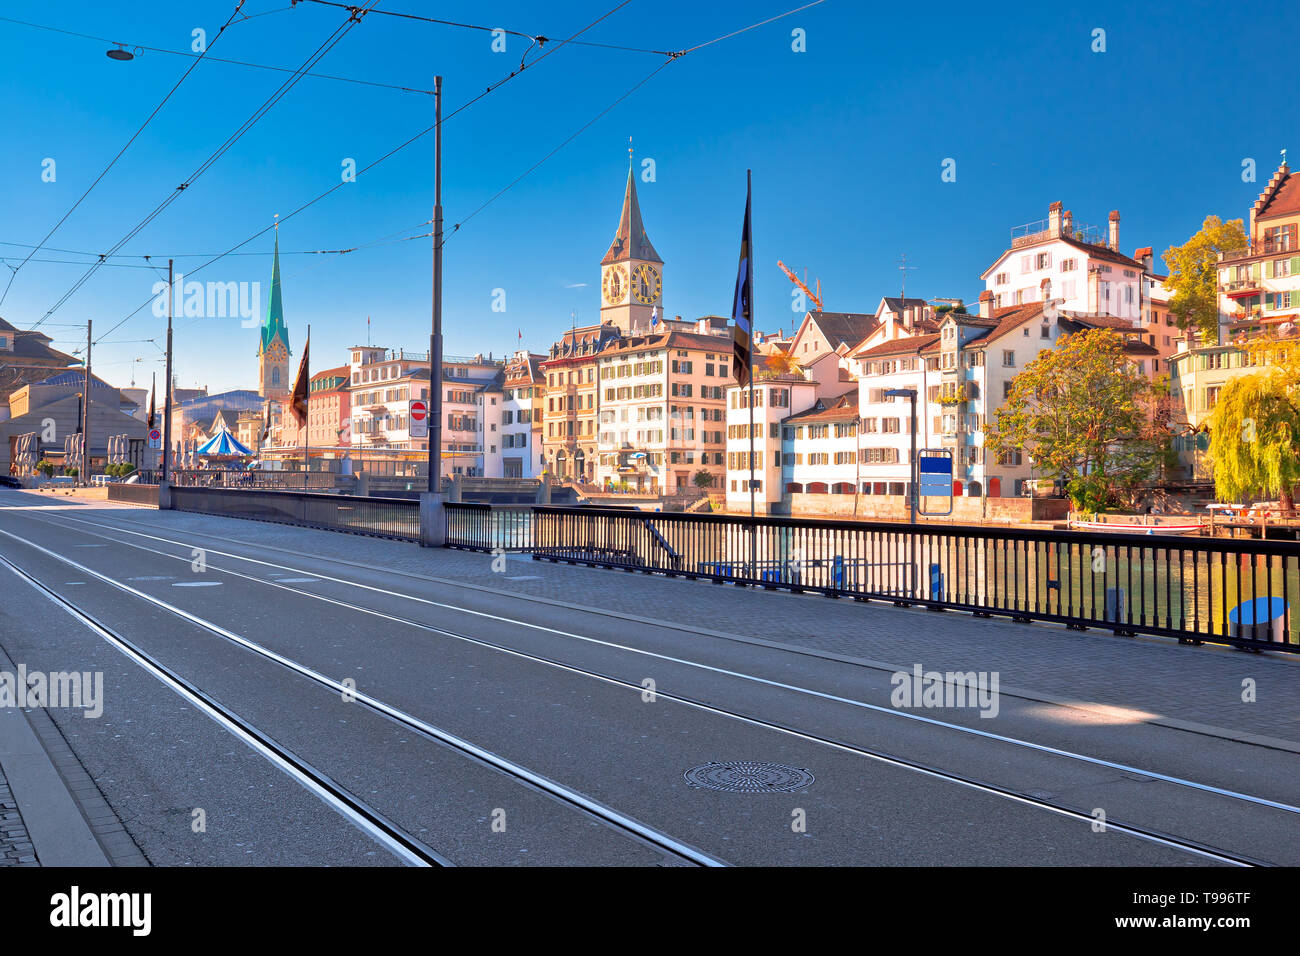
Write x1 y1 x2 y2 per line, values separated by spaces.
683 761 814 793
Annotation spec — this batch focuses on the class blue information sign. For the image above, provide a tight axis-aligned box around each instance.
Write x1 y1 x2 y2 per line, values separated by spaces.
917 449 954 516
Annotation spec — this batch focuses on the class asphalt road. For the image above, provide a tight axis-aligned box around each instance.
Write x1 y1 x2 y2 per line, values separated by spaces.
1 489 1297 866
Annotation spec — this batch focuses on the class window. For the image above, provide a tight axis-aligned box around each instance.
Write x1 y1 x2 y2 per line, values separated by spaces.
998 449 1022 466
1060 258 1077 272
1002 350 1015 367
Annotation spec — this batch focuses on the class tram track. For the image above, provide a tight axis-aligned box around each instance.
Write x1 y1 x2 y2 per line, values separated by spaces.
0 512 1278 867
0 528 723 868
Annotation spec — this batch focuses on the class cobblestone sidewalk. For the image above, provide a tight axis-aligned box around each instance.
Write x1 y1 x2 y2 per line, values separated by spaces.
0 763 37 866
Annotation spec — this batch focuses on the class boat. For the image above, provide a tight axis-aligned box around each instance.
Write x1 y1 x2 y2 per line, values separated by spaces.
1068 516 1208 535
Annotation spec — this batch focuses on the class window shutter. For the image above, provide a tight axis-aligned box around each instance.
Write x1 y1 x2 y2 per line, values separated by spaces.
1252 262 1261 281
1291 256 1300 275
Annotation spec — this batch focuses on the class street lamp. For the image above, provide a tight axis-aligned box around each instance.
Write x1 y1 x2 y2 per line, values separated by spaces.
884 388 918 525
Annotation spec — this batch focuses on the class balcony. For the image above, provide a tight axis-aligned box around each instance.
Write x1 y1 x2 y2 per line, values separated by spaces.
1224 278 1261 296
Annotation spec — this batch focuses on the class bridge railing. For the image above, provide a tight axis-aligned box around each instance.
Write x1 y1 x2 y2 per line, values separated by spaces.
173 486 419 541
443 502 1300 654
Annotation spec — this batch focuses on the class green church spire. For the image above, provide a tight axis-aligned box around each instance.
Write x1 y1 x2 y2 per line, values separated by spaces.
260 231 291 356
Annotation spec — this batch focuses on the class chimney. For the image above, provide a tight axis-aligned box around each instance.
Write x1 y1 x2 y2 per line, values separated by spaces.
979 290 994 319
1134 246 1154 272
1062 209 1074 237
1108 210 1120 251
1048 201 1063 237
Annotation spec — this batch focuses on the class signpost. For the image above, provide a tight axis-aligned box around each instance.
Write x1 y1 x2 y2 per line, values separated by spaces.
148 428 162 450
918 449 954 517
409 398 429 440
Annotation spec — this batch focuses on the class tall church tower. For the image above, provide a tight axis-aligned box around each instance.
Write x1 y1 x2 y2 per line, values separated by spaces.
258 231 291 400
600 155 663 334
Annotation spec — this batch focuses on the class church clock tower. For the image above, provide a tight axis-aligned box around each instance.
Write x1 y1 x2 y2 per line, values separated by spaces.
600 157 663 334
258 231 292 400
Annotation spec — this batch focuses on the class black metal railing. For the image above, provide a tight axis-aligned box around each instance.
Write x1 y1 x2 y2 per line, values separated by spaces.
444 503 1300 654
106 483 159 507
170 470 343 491
172 487 418 541
444 502 533 551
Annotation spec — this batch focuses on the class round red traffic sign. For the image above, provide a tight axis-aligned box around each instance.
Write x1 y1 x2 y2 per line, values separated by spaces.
409 400 428 422
149 428 162 441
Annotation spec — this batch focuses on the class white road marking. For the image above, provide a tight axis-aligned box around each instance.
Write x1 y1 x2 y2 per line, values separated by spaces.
275 577 319 583
34 511 1300 818
0 527 725 867
172 581 222 587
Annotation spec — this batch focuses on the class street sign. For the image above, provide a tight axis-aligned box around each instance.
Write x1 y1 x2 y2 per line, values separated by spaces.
408 399 429 439
148 428 162 450
918 449 954 516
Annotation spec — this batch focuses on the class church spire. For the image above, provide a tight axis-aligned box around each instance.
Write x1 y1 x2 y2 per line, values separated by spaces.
260 227 290 356
601 159 661 266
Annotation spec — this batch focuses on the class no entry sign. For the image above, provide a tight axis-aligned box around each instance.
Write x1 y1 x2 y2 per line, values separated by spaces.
409 398 429 438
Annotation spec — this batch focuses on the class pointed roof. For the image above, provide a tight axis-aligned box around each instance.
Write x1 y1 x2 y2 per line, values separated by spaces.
260 233 291 355
601 165 661 265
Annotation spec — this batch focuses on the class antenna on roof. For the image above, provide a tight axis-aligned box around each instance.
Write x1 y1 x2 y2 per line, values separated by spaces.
898 253 917 300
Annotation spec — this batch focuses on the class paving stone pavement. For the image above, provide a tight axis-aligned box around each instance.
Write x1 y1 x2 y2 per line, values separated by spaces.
55 504 1300 746
0 764 38 866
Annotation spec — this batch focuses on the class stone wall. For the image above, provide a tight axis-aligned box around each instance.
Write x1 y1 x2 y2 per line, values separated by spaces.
785 493 1068 523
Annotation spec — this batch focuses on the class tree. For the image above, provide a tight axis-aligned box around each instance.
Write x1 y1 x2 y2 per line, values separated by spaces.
1162 215 1247 341
759 349 800 380
692 469 715 490
984 329 1169 512
1206 369 1300 512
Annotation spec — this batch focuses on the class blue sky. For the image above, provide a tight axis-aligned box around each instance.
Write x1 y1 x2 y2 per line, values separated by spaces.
2 0 1297 394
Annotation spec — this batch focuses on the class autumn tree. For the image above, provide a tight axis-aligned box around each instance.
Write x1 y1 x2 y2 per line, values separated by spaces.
1162 215 1247 341
1206 370 1300 512
692 468 715 489
760 349 800 380
984 329 1169 511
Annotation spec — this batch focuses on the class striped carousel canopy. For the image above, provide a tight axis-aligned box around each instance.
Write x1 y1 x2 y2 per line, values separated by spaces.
195 425 253 457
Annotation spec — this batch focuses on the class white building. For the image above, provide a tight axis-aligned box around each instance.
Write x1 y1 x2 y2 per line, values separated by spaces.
501 350 544 479
780 391 861 496
724 376 818 513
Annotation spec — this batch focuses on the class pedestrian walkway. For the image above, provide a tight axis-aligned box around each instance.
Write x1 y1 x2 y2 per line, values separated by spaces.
74 501 1300 750
0 764 37 866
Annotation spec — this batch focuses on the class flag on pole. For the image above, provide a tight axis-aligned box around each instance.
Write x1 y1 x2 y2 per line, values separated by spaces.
147 374 156 430
650 306 659 328
260 402 271 444
290 334 310 425
731 177 754 386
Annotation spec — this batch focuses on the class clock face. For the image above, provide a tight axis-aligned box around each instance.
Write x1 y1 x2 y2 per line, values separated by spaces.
603 265 626 305
631 264 661 305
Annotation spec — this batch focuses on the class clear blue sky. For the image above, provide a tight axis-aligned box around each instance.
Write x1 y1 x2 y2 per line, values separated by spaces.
2 0 1296 394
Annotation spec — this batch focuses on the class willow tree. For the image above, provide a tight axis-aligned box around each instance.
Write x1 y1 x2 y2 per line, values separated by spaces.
985 329 1168 511
1162 215 1247 340
1206 370 1300 511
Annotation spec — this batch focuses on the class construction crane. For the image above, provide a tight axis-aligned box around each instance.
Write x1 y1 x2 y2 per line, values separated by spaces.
777 261 823 312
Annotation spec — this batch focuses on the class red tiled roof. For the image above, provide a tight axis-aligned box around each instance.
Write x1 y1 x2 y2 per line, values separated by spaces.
853 333 940 358
783 389 857 423
1257 164 1300 220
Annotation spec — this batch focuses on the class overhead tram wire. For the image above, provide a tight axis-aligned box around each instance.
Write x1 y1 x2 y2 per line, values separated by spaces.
91 0 636 349
0 2 250 311
296 0 677 56
0 14 436 96
28 0 381 335
91 0 819 349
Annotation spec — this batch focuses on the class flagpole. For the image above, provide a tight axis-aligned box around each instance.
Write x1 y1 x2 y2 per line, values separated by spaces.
162 258 174 484
746 170 757 578
302 325 310 490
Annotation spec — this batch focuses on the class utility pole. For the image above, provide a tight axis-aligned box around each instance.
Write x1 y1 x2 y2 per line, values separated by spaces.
162 259 174 482
427 75 443 495
82 319 92 483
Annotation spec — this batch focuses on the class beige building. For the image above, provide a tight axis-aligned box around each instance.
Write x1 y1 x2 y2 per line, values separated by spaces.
593 330 730 493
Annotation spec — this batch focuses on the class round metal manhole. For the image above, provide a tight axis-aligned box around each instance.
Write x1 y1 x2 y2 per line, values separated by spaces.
683 761 814 794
